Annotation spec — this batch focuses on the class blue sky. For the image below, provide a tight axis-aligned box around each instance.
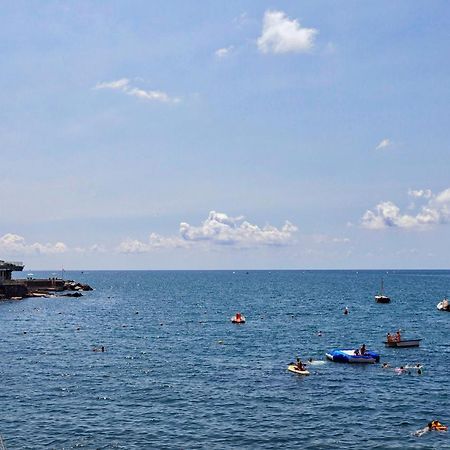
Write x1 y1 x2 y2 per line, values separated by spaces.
1 1 450 269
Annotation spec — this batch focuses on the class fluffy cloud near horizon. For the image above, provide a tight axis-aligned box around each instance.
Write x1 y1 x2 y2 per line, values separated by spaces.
257 10 318 54
94 78 179 103
0 233 68 255
117 233 187 254
361 188 450 229
118 211 298 253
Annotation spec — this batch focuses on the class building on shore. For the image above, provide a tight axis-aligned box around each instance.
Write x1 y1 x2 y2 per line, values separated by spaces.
0 260 25 281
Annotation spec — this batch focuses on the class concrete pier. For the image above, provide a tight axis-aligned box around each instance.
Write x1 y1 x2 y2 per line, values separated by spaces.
0 260 92 300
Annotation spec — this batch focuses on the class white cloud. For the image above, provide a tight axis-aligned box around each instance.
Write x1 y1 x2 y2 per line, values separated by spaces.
118 211 298 253
408 189 432 199
94 78 130 90
94 78 179 103
117 233 187 254
375 138 392 150
233 12 249 28
361 187 450 229
180 211 297 246
311 234 350 244
257 10 318 54
0 233 68 255
215 46 234 58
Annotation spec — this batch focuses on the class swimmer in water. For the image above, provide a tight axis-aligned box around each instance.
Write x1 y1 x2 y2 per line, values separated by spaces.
344 307 349 315
415 420 448 436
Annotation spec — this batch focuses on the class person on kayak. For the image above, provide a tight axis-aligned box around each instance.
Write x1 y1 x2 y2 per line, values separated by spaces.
296 357 306 371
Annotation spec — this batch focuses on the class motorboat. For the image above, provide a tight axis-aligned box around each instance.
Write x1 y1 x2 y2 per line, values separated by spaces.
437 298 450 311
231 312 246 324
375 279 390 303
326 348 380 363
384 338 421 348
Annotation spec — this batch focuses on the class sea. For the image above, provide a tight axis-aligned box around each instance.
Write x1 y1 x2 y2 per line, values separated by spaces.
0 270 449 449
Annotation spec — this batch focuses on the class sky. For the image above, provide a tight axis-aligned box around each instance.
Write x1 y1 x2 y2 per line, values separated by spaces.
1 0 450 270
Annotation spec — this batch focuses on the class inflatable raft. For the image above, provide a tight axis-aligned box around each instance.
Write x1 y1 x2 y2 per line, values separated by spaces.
326 349 380 363
287 364 310 376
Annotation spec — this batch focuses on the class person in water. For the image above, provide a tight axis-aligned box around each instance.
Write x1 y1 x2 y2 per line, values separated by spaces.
343 307 349 315
414 421 448 437
382 362 390 369
428 420 448 431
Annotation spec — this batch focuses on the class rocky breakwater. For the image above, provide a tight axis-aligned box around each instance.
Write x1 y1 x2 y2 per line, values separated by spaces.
63 280 93 292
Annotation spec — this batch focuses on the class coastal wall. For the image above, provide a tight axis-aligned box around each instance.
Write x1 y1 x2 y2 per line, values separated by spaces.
0 278 92 300
0 282 28 299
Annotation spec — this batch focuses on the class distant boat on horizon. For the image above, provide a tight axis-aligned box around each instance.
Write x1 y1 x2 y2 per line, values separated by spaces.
375 279 391 303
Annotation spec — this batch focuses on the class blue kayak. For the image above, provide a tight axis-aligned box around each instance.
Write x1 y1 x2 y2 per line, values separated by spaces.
326 348 380 363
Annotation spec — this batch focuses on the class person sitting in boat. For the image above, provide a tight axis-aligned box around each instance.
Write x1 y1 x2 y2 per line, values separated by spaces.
386 332 394 343
235 312 241 321
296 357 306 371
354 349 360 355
360 344 366 355
396 329 401 342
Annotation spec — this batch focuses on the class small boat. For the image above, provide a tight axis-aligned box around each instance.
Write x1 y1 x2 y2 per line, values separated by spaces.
384 338 421 348
326 348 380 363
375 279 390 303
231 312 246 324
287 364 310 376
437 298 450 311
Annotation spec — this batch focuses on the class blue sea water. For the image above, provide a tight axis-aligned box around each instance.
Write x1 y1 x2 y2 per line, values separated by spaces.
0 270 449 449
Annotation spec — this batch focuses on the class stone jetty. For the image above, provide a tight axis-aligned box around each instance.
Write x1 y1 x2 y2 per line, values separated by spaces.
0 260 92 300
